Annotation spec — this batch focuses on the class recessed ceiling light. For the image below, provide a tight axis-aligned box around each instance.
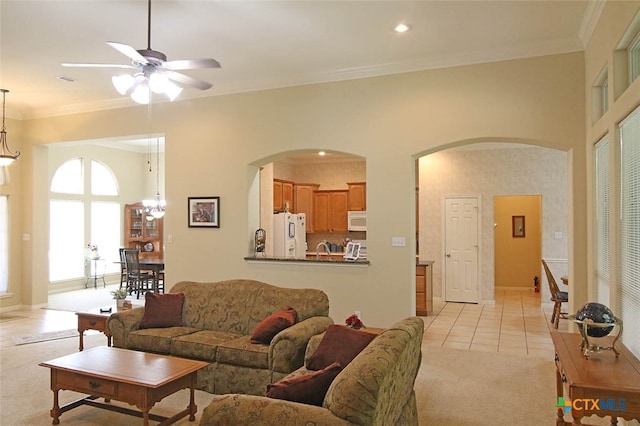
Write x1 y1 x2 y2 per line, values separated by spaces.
395 23 410 33
57 75 77 83
318 151 326 156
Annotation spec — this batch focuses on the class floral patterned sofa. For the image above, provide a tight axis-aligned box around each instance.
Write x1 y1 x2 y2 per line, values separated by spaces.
199 316 424 425
106 279 334 395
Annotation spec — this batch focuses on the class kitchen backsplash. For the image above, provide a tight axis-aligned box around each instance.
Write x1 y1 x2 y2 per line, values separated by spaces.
306 231 366 253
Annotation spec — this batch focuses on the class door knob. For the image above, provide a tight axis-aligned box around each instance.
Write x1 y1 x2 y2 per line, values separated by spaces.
446 254 451 257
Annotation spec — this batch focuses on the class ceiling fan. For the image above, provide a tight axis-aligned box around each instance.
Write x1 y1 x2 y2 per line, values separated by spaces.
62 0 220 103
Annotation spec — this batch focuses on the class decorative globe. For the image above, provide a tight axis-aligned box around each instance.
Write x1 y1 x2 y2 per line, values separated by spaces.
575 303 615 338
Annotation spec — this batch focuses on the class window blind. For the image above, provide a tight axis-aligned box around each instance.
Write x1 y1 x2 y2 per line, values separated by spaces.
0 195 7 293
619 104 640 359
595 136 610 306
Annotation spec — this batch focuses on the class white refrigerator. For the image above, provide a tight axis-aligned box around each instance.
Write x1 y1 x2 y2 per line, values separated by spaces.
273 213 306 259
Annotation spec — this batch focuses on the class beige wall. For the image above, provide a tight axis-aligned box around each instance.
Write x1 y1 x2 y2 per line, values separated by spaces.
494 195 542 289
8 51 588 327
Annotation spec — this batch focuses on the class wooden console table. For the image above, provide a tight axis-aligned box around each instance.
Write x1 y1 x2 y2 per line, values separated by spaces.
552 332 640 425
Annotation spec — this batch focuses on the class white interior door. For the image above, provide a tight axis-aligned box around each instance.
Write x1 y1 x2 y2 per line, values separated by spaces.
444 196 479 303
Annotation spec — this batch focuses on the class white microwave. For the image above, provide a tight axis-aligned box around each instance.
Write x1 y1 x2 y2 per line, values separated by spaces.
348 211 367 231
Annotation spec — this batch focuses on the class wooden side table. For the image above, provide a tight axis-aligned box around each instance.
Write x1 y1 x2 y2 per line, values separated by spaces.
76 308 112 351
551 332 640 425
76 304 141 351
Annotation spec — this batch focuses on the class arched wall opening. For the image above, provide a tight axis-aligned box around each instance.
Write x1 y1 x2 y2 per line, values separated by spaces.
248 149 366 259
414 138 570 309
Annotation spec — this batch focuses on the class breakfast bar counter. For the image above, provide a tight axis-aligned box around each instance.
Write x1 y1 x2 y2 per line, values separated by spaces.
244 256 370 266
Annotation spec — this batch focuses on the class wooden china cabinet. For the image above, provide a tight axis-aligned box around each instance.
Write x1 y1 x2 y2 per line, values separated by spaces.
124 203 164 259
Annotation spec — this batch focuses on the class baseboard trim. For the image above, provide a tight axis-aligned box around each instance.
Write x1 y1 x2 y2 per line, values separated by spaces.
495 286 537 292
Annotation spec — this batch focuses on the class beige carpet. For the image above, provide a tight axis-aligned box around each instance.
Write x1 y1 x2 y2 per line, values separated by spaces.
0 330 617 425
44 283 135 312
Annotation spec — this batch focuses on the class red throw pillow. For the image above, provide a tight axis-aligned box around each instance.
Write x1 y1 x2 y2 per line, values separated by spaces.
306 325 376 371
139 292 185 329
250 307 297 344
266 362 342 406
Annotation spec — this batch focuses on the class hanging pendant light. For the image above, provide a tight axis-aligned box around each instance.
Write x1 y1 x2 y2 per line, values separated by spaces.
150 134 165 219
142 100 165 220
0 89 20 166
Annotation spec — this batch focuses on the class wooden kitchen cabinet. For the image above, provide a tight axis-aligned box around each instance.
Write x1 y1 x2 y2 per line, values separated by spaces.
273 179 294 212
347 182 366 211
416 262 433 316
313 190 348 232
124 203 163 259
294 183 319 232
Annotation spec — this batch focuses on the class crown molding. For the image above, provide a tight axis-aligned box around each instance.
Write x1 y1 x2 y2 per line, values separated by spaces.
23 38 585 120
579 0 606 48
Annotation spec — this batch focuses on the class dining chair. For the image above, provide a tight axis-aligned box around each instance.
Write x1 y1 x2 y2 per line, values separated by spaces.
542 259 568 329
123 249 154 299
118 248 127 289
156 269 165 293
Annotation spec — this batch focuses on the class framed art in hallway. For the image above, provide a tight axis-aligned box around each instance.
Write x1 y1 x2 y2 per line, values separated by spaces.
512 215 525 238
188 197 220 228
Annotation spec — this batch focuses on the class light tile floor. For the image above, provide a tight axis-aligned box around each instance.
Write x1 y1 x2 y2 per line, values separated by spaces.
1 287 566 359
421 288 567 358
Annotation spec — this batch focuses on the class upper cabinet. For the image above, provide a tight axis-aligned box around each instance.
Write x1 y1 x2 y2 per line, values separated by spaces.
273 179 294 213
314 190 348 232
294 183 319 232
347 182 366 211
124 203 164 259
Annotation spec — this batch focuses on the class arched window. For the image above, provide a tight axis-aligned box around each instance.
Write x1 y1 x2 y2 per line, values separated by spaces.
49 159 121 282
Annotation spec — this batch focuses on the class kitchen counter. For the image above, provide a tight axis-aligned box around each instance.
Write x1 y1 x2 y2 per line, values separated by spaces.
244 255 369 266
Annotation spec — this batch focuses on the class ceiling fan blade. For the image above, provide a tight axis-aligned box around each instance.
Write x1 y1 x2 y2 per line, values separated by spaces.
107 41 148 64
62 62 136 69
162 70 213 90
162 58 221 71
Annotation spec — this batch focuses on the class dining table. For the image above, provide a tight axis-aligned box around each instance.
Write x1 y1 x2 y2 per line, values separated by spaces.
117 258 165 293
139 258 165 292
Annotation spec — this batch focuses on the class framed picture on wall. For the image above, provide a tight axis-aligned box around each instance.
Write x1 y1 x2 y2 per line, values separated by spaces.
188 197 220 228
512 215 525 238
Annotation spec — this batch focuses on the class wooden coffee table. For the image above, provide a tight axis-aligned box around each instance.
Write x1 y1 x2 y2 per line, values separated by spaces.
40 346 207 425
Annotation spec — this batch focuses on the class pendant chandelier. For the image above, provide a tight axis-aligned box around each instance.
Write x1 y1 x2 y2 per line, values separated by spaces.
142 101 165 220
0 89 20 166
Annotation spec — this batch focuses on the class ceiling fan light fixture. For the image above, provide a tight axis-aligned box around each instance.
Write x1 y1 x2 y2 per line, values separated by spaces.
131 84 150 104
164 81 183 101
149 72 169 94
112 74 135 95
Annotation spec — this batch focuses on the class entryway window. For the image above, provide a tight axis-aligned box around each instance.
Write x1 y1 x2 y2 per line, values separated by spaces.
619 104 640 359
49 159 121 282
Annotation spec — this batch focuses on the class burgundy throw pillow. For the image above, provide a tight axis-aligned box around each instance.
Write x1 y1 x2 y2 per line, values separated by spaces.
250 307 297 344
306 325 376 371
266 362 342 406
139 292 185 329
